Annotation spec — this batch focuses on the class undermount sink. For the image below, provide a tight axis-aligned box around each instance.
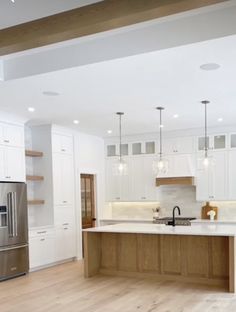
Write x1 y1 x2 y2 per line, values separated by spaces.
153 217 196 226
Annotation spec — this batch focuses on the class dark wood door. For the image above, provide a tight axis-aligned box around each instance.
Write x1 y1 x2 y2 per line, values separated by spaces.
81 174 96 229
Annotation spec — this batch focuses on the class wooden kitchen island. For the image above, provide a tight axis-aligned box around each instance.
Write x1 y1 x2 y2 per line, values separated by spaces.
83 223 236 293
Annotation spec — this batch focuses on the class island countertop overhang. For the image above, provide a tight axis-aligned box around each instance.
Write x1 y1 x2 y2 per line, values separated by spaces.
83 223 236 237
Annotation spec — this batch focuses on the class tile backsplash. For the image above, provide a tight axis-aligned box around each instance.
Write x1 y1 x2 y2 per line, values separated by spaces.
105 186 236 220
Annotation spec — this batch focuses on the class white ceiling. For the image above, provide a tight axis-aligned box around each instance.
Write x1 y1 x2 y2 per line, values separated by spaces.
0 34 236 137
0 0 102 29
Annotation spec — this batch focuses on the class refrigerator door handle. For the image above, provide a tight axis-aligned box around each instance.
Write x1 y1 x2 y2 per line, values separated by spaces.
0 244 28 252
12 192 17 236
7 193 13 237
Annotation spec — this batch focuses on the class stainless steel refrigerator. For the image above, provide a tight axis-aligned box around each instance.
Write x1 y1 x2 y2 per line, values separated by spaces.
0 182 29 280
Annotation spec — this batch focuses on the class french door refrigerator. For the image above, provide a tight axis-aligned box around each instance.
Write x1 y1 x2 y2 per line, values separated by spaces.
0 182 29 280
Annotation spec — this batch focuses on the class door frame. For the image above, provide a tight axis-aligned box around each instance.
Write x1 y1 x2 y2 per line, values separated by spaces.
80 173 96 229
76 170 99 260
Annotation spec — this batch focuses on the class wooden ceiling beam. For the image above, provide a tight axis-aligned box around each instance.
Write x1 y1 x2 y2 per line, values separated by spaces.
0 0 229 56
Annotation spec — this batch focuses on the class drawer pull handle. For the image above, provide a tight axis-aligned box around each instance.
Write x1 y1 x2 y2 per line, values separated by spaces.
4 140 9 143
63 223 69 226
37 231 47 234
40 238 45 241
63 227 68 230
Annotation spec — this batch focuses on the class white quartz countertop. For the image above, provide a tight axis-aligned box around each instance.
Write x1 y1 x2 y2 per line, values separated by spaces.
83 223 236 236
100 218 153 222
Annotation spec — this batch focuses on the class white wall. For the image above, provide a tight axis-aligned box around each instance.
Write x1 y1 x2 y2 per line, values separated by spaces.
74 131 105 259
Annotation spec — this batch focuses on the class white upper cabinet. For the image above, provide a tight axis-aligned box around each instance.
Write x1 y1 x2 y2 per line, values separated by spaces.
53 153 74 206
52 133 73 154
163 137 194 154
130 156 157 201
105 158 130 201
0 145 25 182
0 123 25 182
196 151 227 201
0 123 24 147
228 150 236 200
197 134 227 151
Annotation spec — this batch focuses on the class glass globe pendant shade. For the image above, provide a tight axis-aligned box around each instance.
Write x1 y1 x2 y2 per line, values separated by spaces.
200 100 215 170
113 158 128 176
200 153 215 170
153 157 169 176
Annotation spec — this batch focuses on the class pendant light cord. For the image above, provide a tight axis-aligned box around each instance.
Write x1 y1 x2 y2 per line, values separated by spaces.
159 109 162 159
119 113 122 161
202 100 210 158
204 102 207 158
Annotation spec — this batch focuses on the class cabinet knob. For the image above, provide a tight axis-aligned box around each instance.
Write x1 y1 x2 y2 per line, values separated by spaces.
61 149 66 152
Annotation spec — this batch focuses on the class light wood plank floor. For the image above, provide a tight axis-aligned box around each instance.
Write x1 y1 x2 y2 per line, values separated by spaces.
0 261 236 312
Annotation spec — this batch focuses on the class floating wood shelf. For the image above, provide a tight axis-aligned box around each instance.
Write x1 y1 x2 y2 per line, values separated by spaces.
27 200 45 205
26 175 44 181
25 150 43 157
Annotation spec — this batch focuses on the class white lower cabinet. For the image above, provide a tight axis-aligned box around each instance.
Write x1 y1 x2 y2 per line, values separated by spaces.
55 224 76 262
196 151 228 201
29 229 55 269
29 222 76 269
54 205 77 262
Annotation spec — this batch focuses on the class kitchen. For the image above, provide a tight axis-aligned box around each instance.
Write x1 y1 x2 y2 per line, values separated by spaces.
1 0 236 311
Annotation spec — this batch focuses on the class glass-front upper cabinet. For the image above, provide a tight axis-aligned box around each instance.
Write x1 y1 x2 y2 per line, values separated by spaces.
131 141 155 155
106 144 129 157
197 134 226 151
230 134 236 149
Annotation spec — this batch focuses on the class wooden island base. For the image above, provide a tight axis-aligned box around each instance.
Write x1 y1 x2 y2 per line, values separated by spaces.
84 232 236 293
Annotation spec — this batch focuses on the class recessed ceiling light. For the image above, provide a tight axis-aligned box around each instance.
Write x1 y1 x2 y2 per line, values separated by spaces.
159 124 164 128
200 63 220 71
217 117 223 122
73 120 79 125
42 91 60 96
11 0 15 3
28 107 35 112
173 114 179 118
107 130 112 134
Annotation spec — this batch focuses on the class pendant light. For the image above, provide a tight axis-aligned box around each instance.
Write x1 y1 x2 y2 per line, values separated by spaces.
113 112 128 176
201 100 214 168
153 107 168 175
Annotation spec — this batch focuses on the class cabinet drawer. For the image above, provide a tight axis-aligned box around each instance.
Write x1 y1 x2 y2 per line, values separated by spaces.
29 227 55 238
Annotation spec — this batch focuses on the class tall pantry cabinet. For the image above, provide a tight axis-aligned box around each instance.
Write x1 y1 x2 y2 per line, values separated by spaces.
29 125 76 268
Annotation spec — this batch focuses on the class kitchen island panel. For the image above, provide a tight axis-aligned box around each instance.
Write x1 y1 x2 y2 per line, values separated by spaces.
84 231 231 291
